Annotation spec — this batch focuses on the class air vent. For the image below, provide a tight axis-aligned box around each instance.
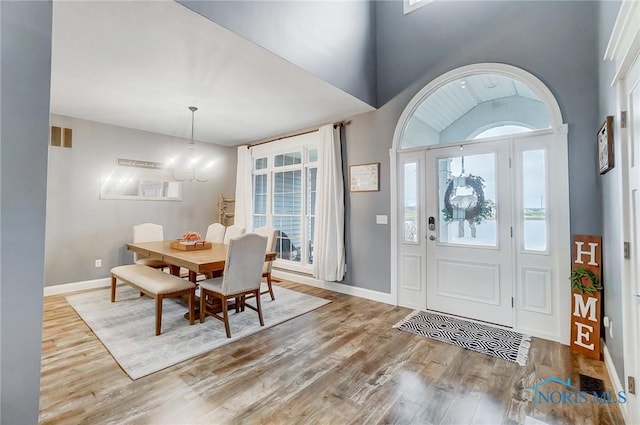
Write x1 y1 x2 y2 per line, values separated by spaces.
50 126 72 148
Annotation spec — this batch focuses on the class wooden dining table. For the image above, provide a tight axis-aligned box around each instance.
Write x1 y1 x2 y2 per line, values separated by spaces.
126 240 277 316
126 240 276 283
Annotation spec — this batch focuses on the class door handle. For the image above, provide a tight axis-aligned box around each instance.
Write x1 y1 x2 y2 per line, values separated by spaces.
429 235 436 241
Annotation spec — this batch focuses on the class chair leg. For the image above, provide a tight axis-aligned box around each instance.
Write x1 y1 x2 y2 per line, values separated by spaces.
221 296 231 338
155 296 163 336
111 276 117 302
200 291 206 323
188 289 195 325
266 273 275 301
255 289 264 327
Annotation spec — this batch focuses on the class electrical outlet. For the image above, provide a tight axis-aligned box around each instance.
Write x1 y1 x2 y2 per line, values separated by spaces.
629 376 636 395
376 215 388 225
95 259 102 268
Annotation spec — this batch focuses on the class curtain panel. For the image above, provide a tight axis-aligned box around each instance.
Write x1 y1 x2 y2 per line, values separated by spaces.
234 145 252 229
313 125 346 281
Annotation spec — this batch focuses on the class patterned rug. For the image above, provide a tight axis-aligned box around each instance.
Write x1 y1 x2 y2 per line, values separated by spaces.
67 284 330 379
393 310 531 365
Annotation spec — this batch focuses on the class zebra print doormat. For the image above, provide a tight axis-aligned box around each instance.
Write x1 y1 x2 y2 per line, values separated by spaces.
393 310 531 366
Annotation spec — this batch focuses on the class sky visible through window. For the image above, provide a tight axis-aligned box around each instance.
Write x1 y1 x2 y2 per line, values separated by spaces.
404 146 545 210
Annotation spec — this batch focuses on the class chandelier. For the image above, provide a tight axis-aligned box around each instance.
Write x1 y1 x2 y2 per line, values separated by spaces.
168 106 213 182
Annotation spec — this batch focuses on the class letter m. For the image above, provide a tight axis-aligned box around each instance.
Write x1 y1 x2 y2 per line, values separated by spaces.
573 294 597 322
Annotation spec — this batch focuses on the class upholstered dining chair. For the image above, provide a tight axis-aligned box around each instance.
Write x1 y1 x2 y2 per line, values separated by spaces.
132 223 168 269
199 233 268 338
205 223 226 243
253 226 277 300
223 224 246 244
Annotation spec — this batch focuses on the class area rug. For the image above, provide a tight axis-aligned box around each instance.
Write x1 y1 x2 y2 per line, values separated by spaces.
66 284 330 379
393 310 531 366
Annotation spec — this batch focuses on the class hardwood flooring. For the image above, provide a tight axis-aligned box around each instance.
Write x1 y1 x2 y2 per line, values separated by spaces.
39 281 625 425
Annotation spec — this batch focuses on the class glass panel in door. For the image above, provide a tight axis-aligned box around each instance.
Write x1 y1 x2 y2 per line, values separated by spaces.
437 153 497 247
522 149 547 251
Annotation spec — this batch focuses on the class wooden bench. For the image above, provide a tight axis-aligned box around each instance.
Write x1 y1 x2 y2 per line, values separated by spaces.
111 264 196 336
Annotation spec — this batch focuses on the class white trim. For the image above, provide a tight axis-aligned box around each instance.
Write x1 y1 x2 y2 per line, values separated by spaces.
604 342 629 424
389 147 398 306
609 6 640 422
272 269 395 305
605 0 640 85
391 63 565 153
391 63 569 344
515 327 563 345
43 277 111 297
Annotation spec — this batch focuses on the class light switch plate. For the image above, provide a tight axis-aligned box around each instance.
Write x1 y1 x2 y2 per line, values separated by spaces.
376 215 388 224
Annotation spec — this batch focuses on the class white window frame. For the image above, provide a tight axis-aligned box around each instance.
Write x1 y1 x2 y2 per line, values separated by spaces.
251 132 319 274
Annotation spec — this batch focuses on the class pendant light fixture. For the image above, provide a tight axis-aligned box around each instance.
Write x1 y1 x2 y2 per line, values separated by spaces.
169 106 212 183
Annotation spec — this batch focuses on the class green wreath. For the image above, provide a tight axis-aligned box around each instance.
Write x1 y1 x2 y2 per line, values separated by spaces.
570 268 603 294
442 174 494 224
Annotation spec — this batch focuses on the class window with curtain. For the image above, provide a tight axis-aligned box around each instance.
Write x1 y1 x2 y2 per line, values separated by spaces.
251 134 319 273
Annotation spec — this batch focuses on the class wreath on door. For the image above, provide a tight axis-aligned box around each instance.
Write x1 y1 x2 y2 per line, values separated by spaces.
441 174 494 225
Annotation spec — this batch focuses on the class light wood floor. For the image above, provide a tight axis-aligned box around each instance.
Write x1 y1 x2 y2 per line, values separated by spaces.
39 281 624 425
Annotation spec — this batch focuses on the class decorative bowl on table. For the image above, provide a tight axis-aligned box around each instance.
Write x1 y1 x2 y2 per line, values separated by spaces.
170 232 212 250
181 231 202 242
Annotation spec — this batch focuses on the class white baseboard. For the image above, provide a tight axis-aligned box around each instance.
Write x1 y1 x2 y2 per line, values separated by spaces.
272 270 395 305
515 326 564 345
603 342 628 423
44 272 396 307
43 277 111 297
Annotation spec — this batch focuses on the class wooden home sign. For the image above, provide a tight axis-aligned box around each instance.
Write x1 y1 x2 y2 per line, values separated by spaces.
570 235 603 360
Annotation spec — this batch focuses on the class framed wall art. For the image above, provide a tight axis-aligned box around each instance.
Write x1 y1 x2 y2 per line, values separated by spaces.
349 162 380 192
597 115 614 175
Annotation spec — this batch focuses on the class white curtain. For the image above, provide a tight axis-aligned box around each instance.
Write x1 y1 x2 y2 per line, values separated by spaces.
234 145 252 229
313 124 345 281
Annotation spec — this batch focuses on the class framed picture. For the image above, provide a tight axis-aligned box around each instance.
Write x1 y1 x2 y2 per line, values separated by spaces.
598 116 614 175
350 162 380 192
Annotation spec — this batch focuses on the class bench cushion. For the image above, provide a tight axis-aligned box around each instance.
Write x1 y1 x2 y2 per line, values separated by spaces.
111 264 195 295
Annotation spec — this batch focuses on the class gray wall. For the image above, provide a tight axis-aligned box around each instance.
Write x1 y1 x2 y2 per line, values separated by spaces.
45 115 237 286
377 0 602 237
337 1 602 292
597 0 624 386
1 1 51 423
178 0 377 107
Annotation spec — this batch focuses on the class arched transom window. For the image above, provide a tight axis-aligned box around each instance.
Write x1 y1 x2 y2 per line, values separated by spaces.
401 73 551 148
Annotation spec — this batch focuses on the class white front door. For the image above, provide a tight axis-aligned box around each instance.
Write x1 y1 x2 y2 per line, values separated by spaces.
426 140 513 326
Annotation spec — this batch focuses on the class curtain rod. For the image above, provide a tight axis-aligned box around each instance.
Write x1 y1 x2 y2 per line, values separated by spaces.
247 121 350 149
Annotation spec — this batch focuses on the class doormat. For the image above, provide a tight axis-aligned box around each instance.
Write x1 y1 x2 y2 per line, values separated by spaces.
393 310 531 366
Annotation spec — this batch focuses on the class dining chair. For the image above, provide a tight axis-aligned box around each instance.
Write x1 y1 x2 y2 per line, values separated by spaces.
223 224 246 244
253 226 277 300
199 233 268 338
204 223 226 243
132 223 168 269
